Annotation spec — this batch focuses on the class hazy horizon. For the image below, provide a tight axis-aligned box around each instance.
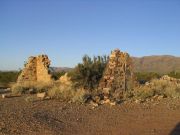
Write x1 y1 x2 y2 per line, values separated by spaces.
0 0 180 70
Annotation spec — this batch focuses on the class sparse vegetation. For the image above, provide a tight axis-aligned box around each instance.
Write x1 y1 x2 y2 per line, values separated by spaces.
12 81 54 94
134 79 180 100
135 71 180 84
168 71 180 79
0 71 20 87
135 72 161 84
3 53 180 104
2 66 179 105
11 81 88 103
52 71 66 80
47 83 87 103
68 55 109 90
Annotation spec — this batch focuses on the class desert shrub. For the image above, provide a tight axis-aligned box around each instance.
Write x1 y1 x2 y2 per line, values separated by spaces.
47 83 88 103
168 71 180 79
33 82 54 93
135 72 161 84
71 88 87 103
12 81 54 94
52 71 66 80
134 79 180 100
0 71 20 87
134 87 155 100
165 86 180 98
12 80 88 103
123 90 134 99
68 55 109 90
11 84 25 94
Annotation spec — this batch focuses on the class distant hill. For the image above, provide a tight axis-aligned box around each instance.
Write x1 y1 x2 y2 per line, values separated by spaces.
50 67 73 72
50 55 180 74
132 55 180 73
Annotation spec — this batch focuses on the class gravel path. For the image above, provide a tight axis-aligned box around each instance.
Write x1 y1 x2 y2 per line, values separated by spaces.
0 95 180 135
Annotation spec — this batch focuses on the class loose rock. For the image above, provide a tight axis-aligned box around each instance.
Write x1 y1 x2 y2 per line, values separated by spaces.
37 92 46 99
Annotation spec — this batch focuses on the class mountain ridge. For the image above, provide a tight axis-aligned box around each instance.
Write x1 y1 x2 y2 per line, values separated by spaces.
132 55 180 73
1 55 180 73
51 55 180 74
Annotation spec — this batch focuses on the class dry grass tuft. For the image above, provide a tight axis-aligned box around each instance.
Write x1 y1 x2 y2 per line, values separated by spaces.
11 77 180 103
134 79 180 100
12 81 88 103
47 83 87 103
11 81 54 94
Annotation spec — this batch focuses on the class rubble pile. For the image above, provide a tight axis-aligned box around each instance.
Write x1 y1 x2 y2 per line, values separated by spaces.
160 75 180 84
145 75 180 87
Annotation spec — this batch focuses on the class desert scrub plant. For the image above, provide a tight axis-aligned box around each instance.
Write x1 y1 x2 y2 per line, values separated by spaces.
134 86 155 100
150 79 180 98
47 83 88 103
164 83 180 98
71 88 87 103
68 55 109 90
135 72 161 84
11 83 25 94
134 79 180 100
0 71 20 88
34 81 54 93
12 81 54 94
51 71 66 80
168 71 180 79
123 90 134 99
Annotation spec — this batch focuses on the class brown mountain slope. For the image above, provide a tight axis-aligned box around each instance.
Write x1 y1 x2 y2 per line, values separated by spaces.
132 55 180 73
51 55 180 74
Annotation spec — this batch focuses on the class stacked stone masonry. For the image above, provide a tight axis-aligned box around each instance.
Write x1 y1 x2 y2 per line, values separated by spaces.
99 49 134 95
17 55 52 83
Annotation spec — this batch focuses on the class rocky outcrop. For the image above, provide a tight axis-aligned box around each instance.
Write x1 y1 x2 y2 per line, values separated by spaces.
99 49 134 98
160 75 180 84
59 73 72 85
17 55 52 83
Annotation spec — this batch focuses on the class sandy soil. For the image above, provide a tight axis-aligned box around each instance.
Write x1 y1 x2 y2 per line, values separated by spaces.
0 93 180 135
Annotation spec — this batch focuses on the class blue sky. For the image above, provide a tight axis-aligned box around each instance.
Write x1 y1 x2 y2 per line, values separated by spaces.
0 0 180 70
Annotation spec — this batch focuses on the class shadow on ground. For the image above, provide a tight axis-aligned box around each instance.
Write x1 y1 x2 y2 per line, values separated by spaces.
170 123 180 135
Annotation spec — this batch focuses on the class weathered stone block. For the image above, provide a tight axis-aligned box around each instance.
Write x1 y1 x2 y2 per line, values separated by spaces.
17 55 52 83
99 49 134 94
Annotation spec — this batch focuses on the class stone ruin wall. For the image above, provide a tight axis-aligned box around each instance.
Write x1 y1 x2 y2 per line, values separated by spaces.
36 55 52 82
17 50 134 93
99 49 134 96
17 55 52 83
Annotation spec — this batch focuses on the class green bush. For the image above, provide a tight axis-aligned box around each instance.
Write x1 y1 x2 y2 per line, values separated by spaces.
52 71 66 80
68 55 109 90
135 72 161 84
168 71 180 79
0 71 20 87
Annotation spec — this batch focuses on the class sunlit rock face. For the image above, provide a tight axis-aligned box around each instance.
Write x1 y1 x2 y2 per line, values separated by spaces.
17 55 52 83
99 49 134 98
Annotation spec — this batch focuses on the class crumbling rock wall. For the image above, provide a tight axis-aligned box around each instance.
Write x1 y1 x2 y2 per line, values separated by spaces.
17 55 52 83
99 49 134 98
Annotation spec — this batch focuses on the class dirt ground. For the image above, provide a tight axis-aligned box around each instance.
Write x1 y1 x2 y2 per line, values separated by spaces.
0 93 180 135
